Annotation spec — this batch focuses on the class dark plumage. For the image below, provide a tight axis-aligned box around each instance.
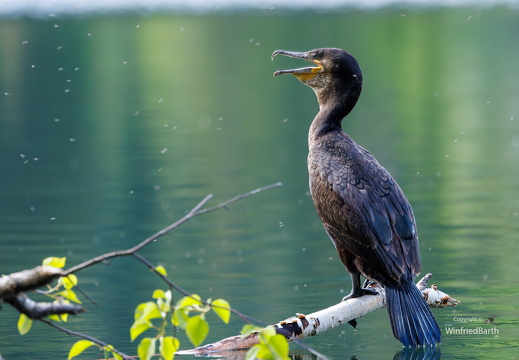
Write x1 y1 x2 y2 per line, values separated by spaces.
272 48 441 346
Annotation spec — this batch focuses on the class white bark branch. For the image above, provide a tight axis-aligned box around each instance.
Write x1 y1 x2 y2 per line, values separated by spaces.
179 273 459 355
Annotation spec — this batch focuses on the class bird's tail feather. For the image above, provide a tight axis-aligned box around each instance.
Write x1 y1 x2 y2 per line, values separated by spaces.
386 281 441 346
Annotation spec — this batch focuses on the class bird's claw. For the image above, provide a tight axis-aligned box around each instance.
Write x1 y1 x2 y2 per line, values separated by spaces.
342 287 379 301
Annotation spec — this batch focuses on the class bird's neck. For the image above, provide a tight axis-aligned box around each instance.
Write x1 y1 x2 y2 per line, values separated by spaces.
309 89 360 141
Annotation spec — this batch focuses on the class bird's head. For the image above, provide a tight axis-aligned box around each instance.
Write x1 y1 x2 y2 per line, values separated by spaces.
272 48 362 108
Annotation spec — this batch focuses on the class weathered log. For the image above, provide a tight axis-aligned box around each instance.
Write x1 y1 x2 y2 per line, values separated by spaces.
179 273 459 355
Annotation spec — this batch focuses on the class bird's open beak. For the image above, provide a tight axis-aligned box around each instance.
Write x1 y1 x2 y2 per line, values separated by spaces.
272 50 322 82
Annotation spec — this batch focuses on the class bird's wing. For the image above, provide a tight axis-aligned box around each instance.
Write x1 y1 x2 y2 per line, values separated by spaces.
313 142 421 280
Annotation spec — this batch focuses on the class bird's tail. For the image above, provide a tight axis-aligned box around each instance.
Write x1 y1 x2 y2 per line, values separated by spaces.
385 280 441 346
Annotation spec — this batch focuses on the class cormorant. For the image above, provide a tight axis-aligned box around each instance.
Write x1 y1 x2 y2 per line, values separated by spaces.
272 48 441 346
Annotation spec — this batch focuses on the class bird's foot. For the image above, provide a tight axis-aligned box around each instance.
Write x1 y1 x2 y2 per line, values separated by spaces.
342 287 378 301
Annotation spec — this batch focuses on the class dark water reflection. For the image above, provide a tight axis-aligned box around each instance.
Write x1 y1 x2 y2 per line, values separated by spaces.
1 6 518 360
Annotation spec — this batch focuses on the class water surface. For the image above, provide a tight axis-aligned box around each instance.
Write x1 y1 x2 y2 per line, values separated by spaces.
0 6 518 360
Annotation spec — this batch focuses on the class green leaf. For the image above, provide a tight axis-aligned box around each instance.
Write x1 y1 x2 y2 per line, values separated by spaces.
134 302 147 320
211 298 231 324
172 307 189 328
68 340 95 359
153 290 171 314
241 324 262 338
49 314 61 322
104 345 123 360
17 313 32 335
246 326 290 360
176 294 202 309
137 337 156 360
152 289 166 299
160 336 179 360
57 289 82 304
185 315 209 347
130 320 153 341
245 345 262 360
258 325 276 343
267 334 289 360
131 299 163 341
61 274 78 289
42 256 66 268
50 299 70 322
135 301 162 321
157 298 171 314
256 343 274 360
173 295 203 329
155 265 168 276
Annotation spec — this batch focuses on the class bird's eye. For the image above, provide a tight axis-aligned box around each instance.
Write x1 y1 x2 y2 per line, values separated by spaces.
311 52 319 59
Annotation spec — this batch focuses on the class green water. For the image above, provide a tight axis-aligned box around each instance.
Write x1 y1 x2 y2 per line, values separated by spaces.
1 6 518 360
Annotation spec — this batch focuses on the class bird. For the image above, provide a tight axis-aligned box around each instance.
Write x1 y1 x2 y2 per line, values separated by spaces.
272 48 441 347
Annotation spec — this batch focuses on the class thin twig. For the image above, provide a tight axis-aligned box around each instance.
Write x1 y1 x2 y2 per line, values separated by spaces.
194 182 283 216
72 284 98 306
39 319 132 360
62 196 212 276
63 183 282 276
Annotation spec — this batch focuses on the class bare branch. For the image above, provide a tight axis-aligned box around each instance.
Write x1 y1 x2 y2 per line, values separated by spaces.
64 182 283 276
194 182 283 216
39 319 132 360
61 194 213 276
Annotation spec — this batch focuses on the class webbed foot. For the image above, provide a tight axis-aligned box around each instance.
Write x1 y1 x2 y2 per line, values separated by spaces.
342 287 378 301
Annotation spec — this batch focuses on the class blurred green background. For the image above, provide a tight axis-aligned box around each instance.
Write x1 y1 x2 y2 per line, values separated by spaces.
1 4 518 359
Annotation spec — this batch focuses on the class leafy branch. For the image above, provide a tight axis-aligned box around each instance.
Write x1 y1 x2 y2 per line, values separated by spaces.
0 183 283 360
